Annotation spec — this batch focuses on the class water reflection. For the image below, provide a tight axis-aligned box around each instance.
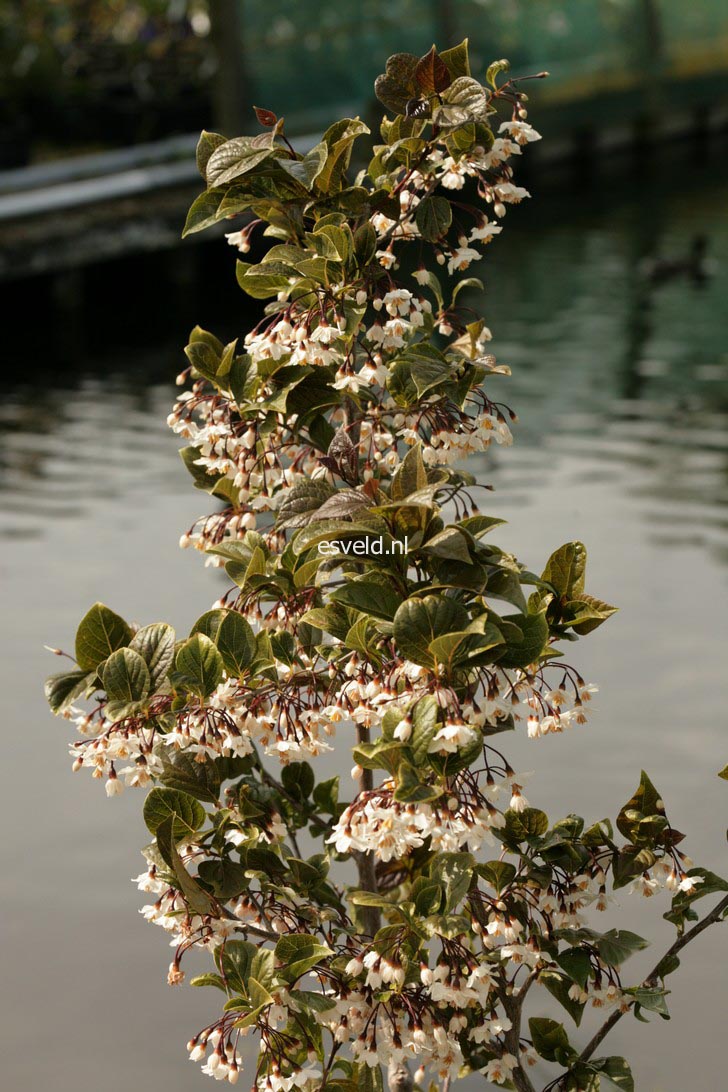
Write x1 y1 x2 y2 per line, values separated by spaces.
2 145 727 1092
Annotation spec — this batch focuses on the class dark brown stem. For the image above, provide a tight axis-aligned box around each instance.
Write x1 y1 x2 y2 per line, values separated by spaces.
352 725 384 1088
502 974 538 1092
354 724 381 939
568 892 728 1078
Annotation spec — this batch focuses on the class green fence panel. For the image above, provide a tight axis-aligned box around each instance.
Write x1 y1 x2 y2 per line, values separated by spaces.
237 0 728 136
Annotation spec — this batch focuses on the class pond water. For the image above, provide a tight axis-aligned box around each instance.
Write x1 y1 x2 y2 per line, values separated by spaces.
2 142 727 1092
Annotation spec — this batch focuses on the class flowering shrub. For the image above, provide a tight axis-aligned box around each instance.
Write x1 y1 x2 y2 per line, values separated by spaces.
45 41 728 1092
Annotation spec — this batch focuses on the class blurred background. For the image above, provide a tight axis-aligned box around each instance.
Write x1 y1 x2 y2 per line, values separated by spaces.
1 3 728 1091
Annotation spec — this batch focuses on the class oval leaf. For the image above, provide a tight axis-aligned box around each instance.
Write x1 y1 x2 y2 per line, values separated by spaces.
175 633 224 696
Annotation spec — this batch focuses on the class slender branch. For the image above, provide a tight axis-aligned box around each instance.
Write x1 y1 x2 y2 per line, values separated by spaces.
572 893 728 1073
219 907 279 943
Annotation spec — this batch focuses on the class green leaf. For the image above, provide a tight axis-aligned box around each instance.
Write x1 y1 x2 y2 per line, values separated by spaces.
440 39 471 80
612 844 657 889
497 610 549 669
289 988 336 1014
423 527 472 564
330 577 402 622
232 976 274 1027
432 623 504 671
540 969 586 1026
197 858 249 899
190 609 226 642
310 224 352 262
75 602 132 671
188 324 224 355
353 1063 385 1092
349 890 394 909
102 647 150 705
504 807 549 842
236 259 293 300
228 353 254 404
528 1017 573 1064
434 76 489 130
412 879 444 916
205 135 275 187
354 739 404 776
567 592 618 634
429 852 474 911
182 187 225 236
617 771 666 845
300 603 353 642
216 611 257 676
410 695 440 765
415 196 452 241
542 541 587 599
392 595 469 667
388 344 452 403
592 1057 634 1092
556 948 592 990
190 972 226 991
280 140 328 188
129 623 175 691
184 338 222 384
394 760 443 803
596 929 649 967
45 669 93 714
218 939 259 994
274 934 333 983
486 58 510 89
156 815 216 916
315 118 370 193
281 761 315 801
627 985 670 1018
353 221 377 265
143 787 206 840
477 860 516 893
451 276 484 303
175 634 224 696
159 751 221 804
390 443 428 500
196 130 226 176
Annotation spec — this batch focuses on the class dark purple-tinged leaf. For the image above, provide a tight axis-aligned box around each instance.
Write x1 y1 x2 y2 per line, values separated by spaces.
414 45 451 95
374 52 419 115
254 106 278 127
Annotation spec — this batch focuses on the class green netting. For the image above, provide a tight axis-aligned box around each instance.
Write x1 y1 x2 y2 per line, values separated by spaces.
238 0 728 132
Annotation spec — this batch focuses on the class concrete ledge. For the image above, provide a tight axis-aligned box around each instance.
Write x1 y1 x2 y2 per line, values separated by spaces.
0 133 200 196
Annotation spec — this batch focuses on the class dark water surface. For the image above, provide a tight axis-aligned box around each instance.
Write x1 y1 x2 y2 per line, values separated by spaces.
2 144 727 1092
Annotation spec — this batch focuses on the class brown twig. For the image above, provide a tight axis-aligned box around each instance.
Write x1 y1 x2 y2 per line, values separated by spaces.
501 977 538 1092
570 892 728 1075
